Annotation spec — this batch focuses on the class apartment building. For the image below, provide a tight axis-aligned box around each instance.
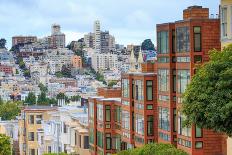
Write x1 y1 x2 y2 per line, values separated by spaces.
84 32 95 48
91 52 118 71
0 64 15 75
220 0 232 154
89 61 157 155
18 106 57 155
156 6 225 155
12 36 37 47
71 55 82 69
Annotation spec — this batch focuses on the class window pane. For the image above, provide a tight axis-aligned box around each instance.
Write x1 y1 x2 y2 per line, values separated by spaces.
177 70 190 94
176 27 190 52
105 105 111 122
146 80 153 101
122 110 130 130
158 107 170 131
195 141 203 149
135 114 144 135
158 69 169 92
147 116 154 136
195 126 202 138
158 31 169 54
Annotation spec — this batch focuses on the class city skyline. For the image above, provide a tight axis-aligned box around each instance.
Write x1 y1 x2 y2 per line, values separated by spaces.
0 0 219 48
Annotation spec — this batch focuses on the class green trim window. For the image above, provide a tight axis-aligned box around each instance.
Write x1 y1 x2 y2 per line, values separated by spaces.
172 30 176 53
195 141 203 149
89 128 94 144
157 31 169 54
146 80 153 101
147 115 154 136
195 126 203 138
173 109 177 132
158 57 170 63
106 133 111 150
97 131 104 148
105 105 111 122
194 27 201 52
114 106 121 123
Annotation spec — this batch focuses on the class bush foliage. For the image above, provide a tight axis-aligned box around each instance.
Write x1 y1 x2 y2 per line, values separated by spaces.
116 143 187 155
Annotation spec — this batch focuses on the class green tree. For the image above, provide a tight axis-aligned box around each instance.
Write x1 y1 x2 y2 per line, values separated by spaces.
43 153 67 155
19 60 25 69
24 69 30 77
25 92 36 105
0 101 21 120
141 39 155 51
56 93 69 102
37 91 48 105
55 71 63 78
48 98 57 105
38 83 48 92
108 81 118 87
0 134 11 155
116 143 187 155
0 38 6 49
70 95 81 101
182 44 232 136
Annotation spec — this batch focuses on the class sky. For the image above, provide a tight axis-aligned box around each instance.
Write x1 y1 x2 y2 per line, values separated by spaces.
0 0 219 48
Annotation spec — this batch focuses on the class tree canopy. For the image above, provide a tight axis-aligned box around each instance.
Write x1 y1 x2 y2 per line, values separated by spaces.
116 143 187 155
0 38 6 49
141 39 155 51
182 44 232 136
0 134 11 155
25 92 36 105
0 101 21 120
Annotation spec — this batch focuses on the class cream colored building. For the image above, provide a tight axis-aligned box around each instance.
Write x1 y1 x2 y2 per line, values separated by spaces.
221 0 232 47
18 106 57 155
221 1 232 154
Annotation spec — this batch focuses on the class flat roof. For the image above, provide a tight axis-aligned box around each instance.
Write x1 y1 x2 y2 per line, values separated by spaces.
22 105 57 111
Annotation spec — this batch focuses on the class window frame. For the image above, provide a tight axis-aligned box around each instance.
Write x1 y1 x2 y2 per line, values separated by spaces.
193 26 201 52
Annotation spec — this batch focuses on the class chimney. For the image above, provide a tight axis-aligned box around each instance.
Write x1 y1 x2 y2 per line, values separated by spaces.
183 6 209 20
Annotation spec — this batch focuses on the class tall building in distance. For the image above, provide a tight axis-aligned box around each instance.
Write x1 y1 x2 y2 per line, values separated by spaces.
157 5 225 155
84 20 116 53
84 32 95 48
94 20 101 52
220 0 232 154
50 24 66 48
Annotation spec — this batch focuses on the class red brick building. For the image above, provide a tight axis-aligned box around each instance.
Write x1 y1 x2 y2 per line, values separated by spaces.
156 6 225 155
12 36 37 46
89 62 157 155
0 64 14 75
88 5 227 155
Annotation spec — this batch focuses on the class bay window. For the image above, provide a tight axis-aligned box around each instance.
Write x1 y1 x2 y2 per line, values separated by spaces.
97 104 103 121
158 107 170 131
122 110 130 130
158 69 169 92
157 31 169 54
135 114 144 135
176 27 190 52
177 70 190 93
